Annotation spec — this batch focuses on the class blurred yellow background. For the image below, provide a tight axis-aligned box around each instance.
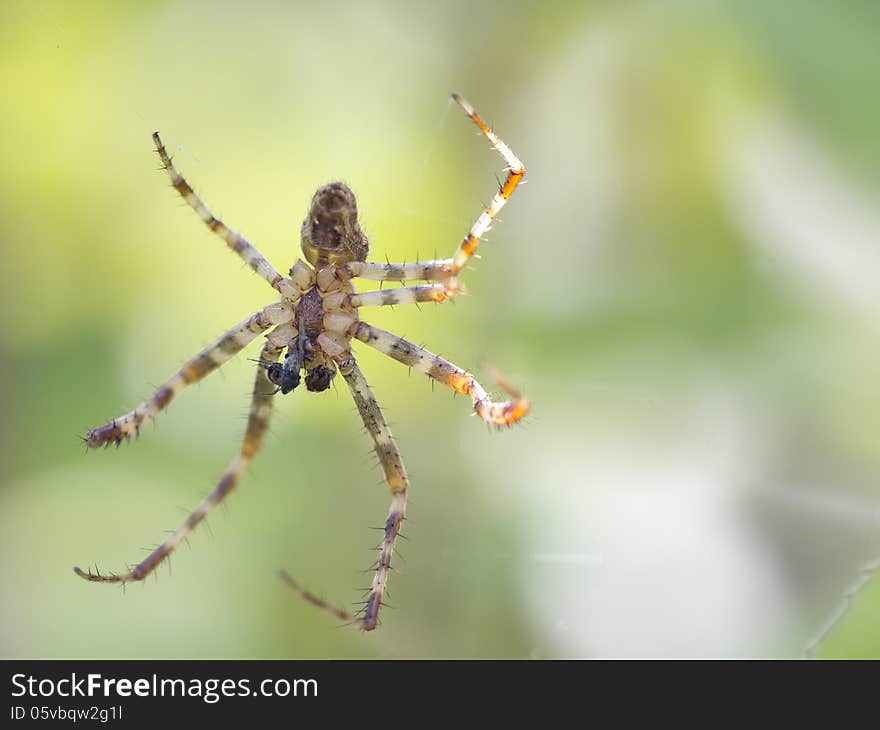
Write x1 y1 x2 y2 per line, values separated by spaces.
1 0 879 658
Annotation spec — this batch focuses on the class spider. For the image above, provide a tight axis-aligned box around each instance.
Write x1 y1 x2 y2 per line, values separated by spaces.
75 93 529 631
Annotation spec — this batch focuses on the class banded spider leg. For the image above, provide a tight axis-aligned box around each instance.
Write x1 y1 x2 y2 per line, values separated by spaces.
281 354 407 630
152 132 301 300
82 303 290 449
280 320 526 631
336 92 525 298
351 322 528 426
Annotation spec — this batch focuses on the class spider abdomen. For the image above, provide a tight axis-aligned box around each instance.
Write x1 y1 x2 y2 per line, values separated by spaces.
300 182 369 267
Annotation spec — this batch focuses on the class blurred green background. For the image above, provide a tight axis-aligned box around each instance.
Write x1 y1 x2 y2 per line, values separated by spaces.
2 0 879 658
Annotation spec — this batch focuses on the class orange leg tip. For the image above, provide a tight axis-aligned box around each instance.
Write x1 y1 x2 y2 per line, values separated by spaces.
509 397 531 422
494 398 529 426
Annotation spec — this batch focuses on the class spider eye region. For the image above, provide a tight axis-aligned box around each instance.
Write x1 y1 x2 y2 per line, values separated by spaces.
300 182 369 267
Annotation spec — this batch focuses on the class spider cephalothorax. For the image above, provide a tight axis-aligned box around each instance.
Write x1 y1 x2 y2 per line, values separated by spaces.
76 93 529 632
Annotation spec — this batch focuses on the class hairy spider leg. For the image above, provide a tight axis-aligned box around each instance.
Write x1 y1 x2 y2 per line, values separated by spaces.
340 259 455 282
74 339 284 583
83 303 290 448
353 322 529 426
348 281 461 308
335 93 523 287
447 93 525 276
280 355 407 631
152 132 298 299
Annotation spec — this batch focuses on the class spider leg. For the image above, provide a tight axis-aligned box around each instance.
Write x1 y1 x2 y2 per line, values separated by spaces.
446 92 524 276
74 340 284 584
348 281 461 308
336 93 524 286
83 303 290 448
280 354 407 631
350 321 529 426
152 132 298 298
340 259 455 283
